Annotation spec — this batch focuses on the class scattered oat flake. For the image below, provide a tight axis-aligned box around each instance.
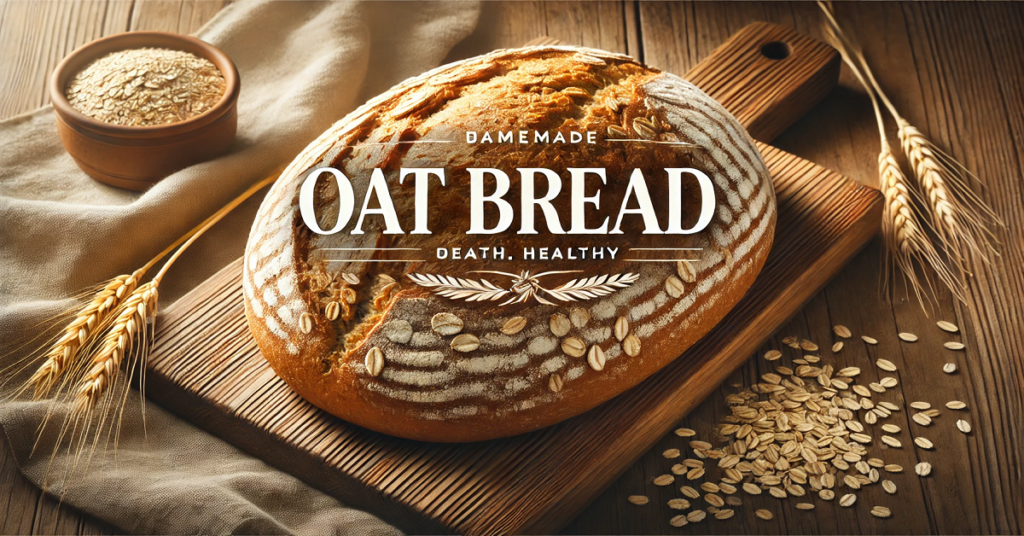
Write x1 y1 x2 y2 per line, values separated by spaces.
884 464 904 473
681 485 700 499
837 366 861 377
653 474 675 486
839 494 857 507
667 498 690 510
957 419 972 434
937 320 959 333
914 437 934 449
910 401 931 410
876 358 897 371
687 509 706 523
714 508 735 520
669 514 688 527
832 341 844 352
943 362 958 374
916 462 932 476
628 495 649 505
674 427 696 437
663 448 680 459
882 436 902 448
944 341 965 350
764 349 782 361
833 325 852 338
882 480 897 494
862 335 879 345
946 400 967 410
880 376 898 388
871 506 892 518
755 509 774 520
898 332 918 342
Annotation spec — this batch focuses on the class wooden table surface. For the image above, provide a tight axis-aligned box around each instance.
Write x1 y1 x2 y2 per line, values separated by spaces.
1 1 1021 534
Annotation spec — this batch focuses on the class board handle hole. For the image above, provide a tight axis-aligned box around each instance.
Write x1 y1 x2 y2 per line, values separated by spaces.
760 41 791 60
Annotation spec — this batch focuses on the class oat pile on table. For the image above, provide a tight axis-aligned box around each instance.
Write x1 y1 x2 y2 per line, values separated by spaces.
628 320 972 527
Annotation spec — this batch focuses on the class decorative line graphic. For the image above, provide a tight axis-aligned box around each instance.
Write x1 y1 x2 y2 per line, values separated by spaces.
407 270 639 306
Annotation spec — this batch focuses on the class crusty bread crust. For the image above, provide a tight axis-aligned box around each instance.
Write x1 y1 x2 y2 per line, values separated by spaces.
243 46 775 442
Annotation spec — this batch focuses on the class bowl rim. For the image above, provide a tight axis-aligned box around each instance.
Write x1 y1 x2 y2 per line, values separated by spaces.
50 31 240 140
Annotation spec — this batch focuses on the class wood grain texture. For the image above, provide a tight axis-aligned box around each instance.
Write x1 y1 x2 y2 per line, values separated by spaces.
141 145 880 535
564 2 1024 534
135 22 884 535
2 2 1022 535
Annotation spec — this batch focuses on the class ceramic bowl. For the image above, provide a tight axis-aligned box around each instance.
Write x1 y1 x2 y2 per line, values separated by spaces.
50 31 240 191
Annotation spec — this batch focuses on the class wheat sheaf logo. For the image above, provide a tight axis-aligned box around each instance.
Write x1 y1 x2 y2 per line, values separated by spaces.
406 270 639 306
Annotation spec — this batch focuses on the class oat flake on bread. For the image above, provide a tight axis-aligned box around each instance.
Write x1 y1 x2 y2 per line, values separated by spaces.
242 46 775 442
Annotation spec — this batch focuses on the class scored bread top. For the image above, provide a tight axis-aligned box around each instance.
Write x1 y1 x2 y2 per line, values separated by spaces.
243 46 775 442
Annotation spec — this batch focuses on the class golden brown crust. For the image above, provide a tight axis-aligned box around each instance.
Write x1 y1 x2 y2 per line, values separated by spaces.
243 46 775 442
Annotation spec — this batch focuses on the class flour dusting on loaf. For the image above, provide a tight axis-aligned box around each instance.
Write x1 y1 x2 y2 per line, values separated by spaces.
243 46 775 442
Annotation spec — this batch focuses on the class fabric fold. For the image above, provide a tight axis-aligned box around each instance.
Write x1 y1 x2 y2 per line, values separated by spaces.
0 1 481 533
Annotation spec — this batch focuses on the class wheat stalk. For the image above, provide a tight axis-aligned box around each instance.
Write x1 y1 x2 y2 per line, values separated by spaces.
61 173 280 412
818 2 965 306
878 145 965 303
819 2 1002 274
72 282 158 415
27 269 144 399
897 120 1001 266
14 172 283 489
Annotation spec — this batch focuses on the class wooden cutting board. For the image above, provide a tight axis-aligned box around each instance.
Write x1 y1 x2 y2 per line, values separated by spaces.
144 23 882 534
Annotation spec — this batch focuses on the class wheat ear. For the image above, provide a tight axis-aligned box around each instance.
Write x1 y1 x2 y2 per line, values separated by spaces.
66 173 280 412
897 120 1001 266
878 146 964 304
818 2 964 305
819 1 1003 269
28 270 143 399
25 173 280 407
72 283 158 415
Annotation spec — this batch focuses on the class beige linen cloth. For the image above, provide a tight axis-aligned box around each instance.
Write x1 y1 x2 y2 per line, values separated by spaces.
0 0 479 533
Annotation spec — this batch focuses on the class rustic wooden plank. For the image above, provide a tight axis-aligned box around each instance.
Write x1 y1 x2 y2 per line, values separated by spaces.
566 2 1024 534
136 23 886 534
542 1 628 53
448 1 629 60
891 4 1023 533
128 0 182 32
0 1 114 117
4 2 1021 535
144 141 881 535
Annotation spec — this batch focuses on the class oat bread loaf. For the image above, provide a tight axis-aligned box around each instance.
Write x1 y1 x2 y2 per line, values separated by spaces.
243 46 775 442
